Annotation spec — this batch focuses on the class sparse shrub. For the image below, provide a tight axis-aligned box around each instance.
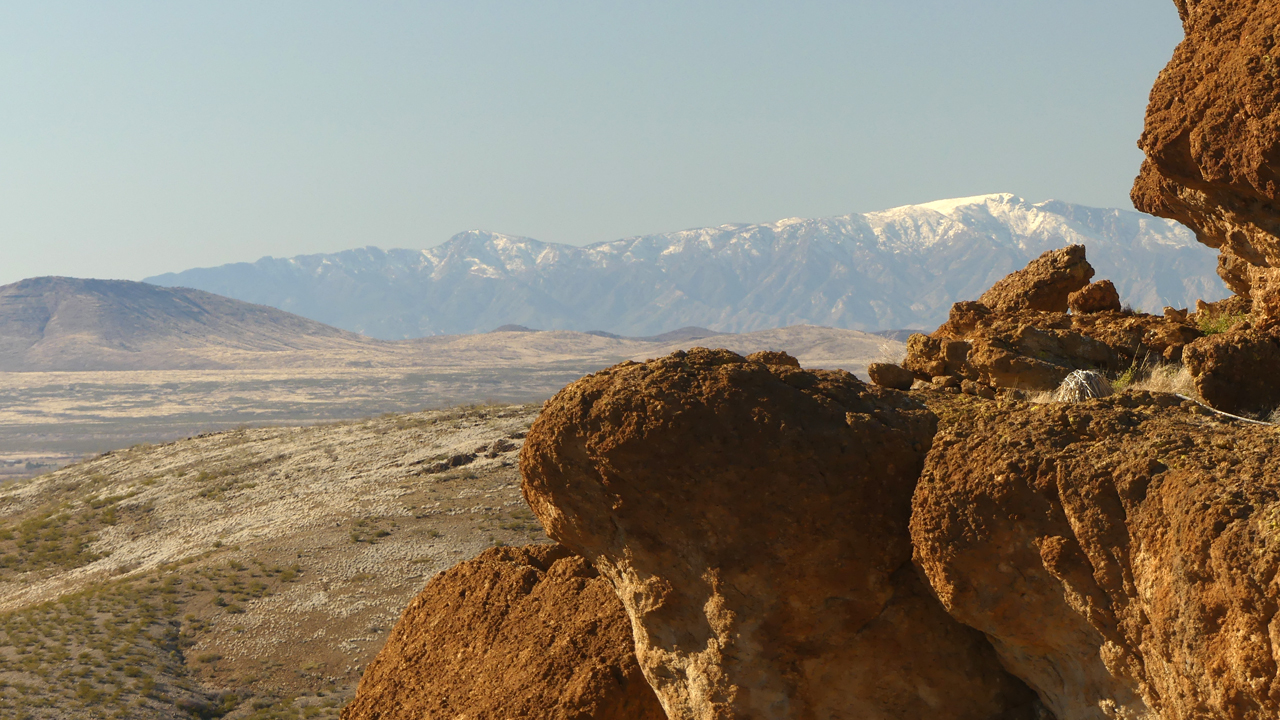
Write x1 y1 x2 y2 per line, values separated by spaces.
1197 310 1250 335
196 653 222 664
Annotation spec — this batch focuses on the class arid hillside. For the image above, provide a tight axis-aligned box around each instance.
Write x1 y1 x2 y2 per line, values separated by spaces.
0 277 394 372
0 403 545 719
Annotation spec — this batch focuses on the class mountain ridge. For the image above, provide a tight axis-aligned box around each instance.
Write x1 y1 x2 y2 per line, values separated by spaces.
145 194 1229 340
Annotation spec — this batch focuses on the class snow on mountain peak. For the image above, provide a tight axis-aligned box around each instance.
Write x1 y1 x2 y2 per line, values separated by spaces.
910 193 1021 216
144 196 1227 340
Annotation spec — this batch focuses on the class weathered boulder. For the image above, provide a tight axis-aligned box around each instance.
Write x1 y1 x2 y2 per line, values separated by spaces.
867 361 916 390
1132 0 1280 300
1069 280 1122 314
912 392 1280 720
978 245 1094 313
1184 324 1280 417
521 348 1044 720
341 544 665 720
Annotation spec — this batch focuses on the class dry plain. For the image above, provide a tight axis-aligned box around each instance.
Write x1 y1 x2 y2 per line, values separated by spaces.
0 325 901 479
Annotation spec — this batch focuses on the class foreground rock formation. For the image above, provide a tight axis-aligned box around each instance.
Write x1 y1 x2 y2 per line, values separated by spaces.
521 349 1042 720
341 544 664 720
1132 0 1280 413
1132 0 1280 306
913 391 1280 720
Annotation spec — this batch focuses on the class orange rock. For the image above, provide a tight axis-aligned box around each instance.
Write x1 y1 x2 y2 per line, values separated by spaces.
1068 280 1122 314
1184 324 1280 416
520 348 1043 720
978 245 1094 313
912 392 1280 720
1132 0 1280 297
341 544 665 720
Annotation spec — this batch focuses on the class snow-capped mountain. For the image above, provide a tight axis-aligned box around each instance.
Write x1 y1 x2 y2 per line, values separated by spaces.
144 194 1228 339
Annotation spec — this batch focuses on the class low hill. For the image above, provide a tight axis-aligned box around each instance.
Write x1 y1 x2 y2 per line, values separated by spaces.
0 278 898 376
0 277 394 371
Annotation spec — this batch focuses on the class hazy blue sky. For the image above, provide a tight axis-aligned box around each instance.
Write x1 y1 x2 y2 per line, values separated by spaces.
0 1 1184 285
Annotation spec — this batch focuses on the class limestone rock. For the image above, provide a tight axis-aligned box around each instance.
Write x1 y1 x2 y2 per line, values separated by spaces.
340 544 665 720
520 348 1043 720
867 361 916 390
1069 280 1122 314
912 392 1280 720
1132 0 1280 297
1184 325 1280 416
978 245 1094 313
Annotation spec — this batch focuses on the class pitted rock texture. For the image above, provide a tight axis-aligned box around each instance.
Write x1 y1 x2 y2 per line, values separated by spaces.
912 391 1280 720
340 544 665 720
520 348 1043 720
1069 280 1123 314
905 302 1202 393
978 245 1094 313
1132 0 1280 298
1184 324 1280 416
904 248 1205 394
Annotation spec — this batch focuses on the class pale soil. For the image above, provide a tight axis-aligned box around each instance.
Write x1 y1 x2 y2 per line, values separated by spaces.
0 403 545 719
0 326 900 477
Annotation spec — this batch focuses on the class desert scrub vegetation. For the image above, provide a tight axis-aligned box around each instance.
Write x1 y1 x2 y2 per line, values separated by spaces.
348 518 395 544
1196 309 1251 335
0 573 227 719
0 554 312 719
0 491 138 575
1110 360 1197 397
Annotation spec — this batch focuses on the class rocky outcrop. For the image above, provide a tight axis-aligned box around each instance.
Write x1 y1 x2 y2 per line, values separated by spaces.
902 247 1206 395
520 349 1043 720
340 544 665 720
1069 280 1123 314
1132 0 1280 301
1184 325 1280 416
979 245 1094 313
912 391 1280 720
1130 0 1280 411
904 301 1202 394
867 361 916 390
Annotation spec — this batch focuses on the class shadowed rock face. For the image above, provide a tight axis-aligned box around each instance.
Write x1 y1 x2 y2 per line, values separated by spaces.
520 348 1043 720
912 392 1280 720
340 544 665 720
1132 0 1280 302
1184 325 1280 415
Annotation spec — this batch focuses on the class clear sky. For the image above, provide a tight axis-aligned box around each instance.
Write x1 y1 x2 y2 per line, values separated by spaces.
0 1 1185 285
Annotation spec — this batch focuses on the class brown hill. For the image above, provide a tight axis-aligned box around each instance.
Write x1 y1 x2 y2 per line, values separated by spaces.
0 277 390 371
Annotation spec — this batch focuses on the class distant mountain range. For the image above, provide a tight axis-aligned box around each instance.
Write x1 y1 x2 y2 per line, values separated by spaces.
144 194 1228 340
0 276 895 374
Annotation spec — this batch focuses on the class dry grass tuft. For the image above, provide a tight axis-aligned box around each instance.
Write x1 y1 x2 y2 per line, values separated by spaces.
1124 363 1198 397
